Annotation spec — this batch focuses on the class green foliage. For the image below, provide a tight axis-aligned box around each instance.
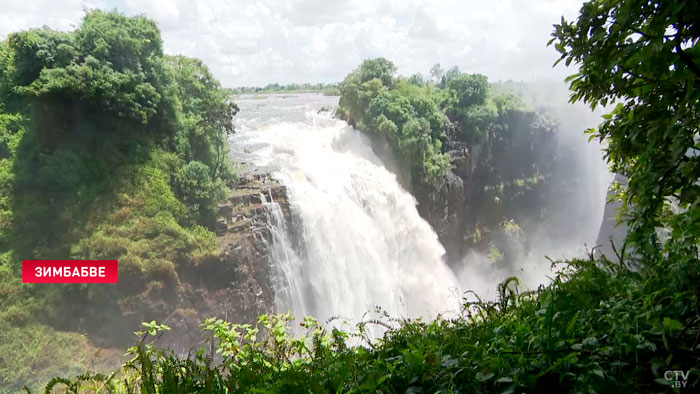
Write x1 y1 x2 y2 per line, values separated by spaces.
0 10 234 242
7 12 165 125
0 259 122 393
446 73 488 108
0 11 235 387
353 57 397 88
339 58 452 183
0 320 96 393
47 253 700 393
0 9 233 249
0 113 23 248
338 59 573 266
551 0 700 258
166 55 238 185
441 65 462 88
174 160 226 223
338 58 556 194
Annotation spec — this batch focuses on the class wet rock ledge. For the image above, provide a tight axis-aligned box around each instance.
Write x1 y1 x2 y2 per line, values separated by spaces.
163 173 289 349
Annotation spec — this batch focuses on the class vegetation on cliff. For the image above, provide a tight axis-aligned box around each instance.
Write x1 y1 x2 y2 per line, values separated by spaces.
337 58 451 184
45 0 700 393
336 58 554 188
0 10 236 390
336 57 570 265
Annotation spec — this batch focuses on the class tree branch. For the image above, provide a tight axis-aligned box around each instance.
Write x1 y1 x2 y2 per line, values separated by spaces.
674 15 700 80
675 41 700 80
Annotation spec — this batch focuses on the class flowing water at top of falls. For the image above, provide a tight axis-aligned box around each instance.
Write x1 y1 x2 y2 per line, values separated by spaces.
231 93 461 322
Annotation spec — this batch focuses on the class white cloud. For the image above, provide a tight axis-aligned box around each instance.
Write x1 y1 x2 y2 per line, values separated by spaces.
125 0 179 27
0 0 104 37
0 0 586 87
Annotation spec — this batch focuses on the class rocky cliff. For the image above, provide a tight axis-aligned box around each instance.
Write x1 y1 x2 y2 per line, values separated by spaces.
412 111 560 267
595 174 628 260
156 173 289 350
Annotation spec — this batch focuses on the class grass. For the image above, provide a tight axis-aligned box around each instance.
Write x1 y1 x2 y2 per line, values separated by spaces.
0 320 122 393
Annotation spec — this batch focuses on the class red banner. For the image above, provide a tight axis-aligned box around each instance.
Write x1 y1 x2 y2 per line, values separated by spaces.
22 260 118 283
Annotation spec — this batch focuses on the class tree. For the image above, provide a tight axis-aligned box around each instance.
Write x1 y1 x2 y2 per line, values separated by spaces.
407 73 426 86
446 73 488 108
356 57 397 87
166 55 238 182
0 9 237 256
440 66 461 88
551 0 700 258
174 160 224 222
338 58 452 182
429 63 444 85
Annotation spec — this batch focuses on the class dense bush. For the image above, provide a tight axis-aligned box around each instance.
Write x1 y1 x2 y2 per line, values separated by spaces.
0 10 237 390
552 0 700 260
337 58 558 197
338 58 451 183
44 252 700 393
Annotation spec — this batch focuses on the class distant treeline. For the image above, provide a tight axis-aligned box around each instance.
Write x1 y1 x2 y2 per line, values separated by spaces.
228 82 341 96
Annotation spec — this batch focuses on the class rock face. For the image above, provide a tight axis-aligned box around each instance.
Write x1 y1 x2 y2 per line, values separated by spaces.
410 112 559 266
159 173 289 351
413 170 466 263
411 137 479 264
595 174 629 259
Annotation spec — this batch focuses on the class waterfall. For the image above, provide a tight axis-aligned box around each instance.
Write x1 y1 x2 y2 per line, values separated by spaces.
234 108 460 323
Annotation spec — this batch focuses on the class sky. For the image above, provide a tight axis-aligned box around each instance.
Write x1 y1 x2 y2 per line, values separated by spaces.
0 0 585 87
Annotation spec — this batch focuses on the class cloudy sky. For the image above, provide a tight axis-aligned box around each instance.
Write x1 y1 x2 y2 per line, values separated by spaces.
0 0 585 87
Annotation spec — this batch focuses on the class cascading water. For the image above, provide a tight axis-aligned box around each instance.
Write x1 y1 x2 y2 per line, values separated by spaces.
232 94 461 323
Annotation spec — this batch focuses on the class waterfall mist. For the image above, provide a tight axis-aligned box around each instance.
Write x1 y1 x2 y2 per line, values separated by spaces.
232 95 461 323
457 80 615 298
231 89 614 320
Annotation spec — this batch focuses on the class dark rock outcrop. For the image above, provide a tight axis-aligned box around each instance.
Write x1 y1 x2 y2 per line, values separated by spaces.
413 170 467 263
158 173 289 351
409 111 561 266
595 174 629 259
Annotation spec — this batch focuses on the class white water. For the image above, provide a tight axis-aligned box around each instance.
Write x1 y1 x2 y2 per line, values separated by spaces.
232 98 461 323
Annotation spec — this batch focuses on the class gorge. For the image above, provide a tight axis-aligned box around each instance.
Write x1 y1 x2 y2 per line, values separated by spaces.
225 90 613 326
